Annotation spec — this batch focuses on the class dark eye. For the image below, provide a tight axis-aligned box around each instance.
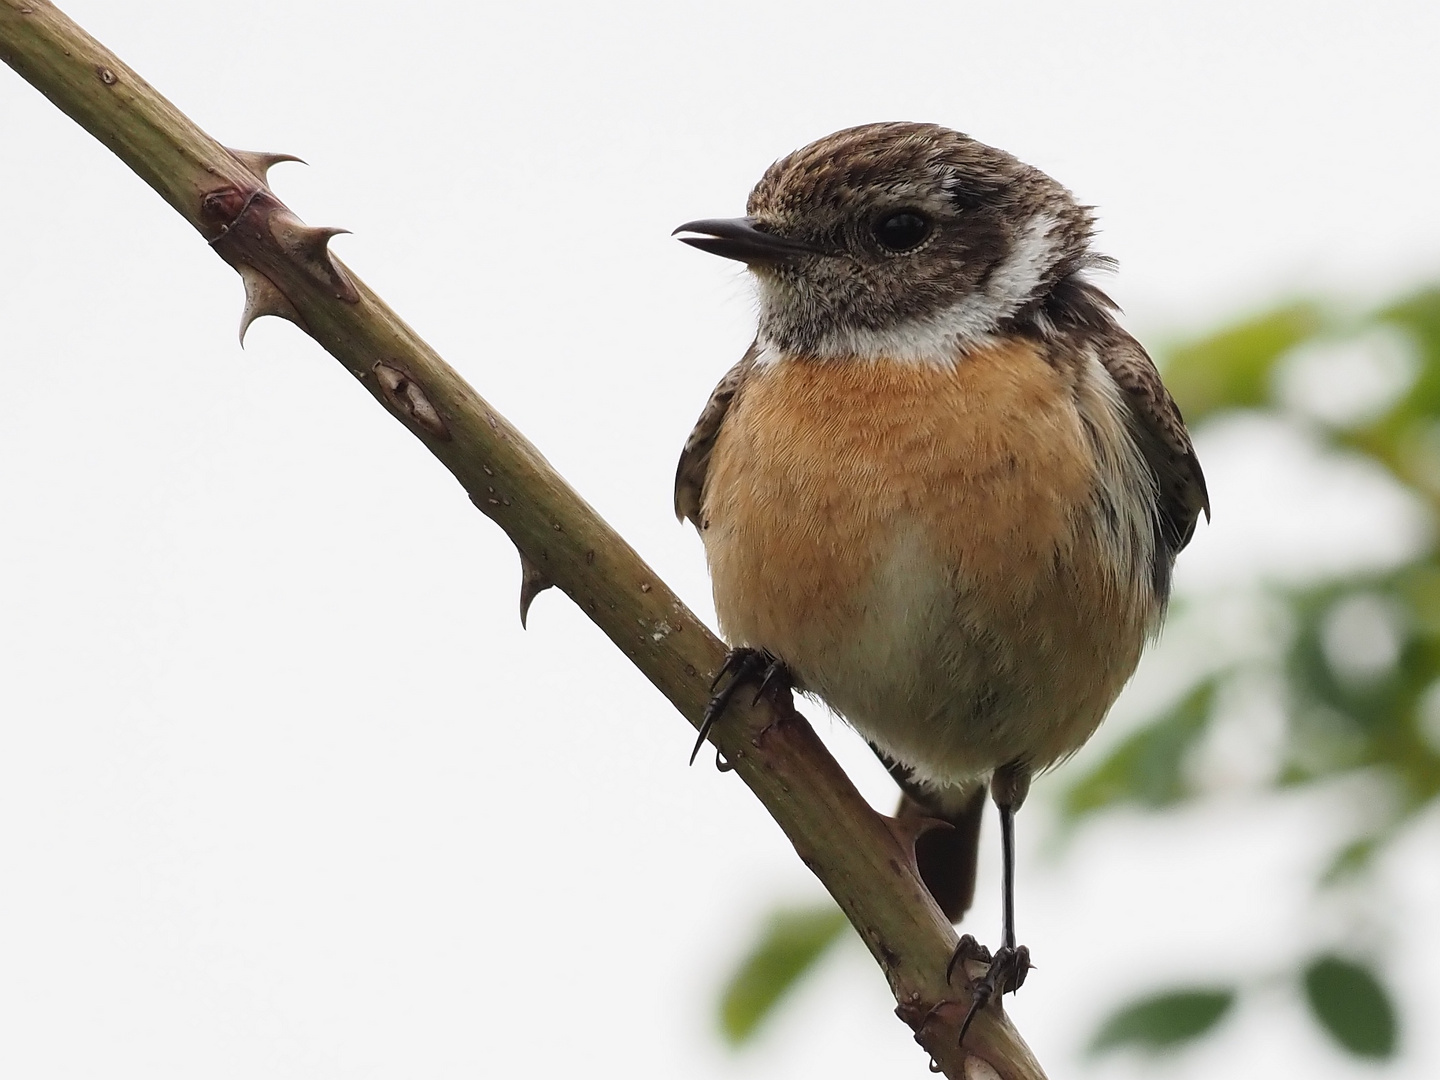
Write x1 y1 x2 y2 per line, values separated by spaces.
873 210 930 252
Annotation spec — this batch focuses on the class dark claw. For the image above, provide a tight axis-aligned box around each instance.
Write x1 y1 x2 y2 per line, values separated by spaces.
750 656 791 707
691 648 775 765
688 705 723 767
956 944 1032 1046
709 648 748 692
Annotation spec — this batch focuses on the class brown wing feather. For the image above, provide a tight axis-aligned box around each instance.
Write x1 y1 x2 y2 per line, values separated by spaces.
674 342 760 528
1098 331 1210 554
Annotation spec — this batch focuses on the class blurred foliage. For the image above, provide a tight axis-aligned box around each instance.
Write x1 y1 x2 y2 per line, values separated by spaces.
1162 302 1323 417
1302 954 1398 1058
1087 988 1235 1056
1062 680 1217 816
719 905 849 1045
718 285 1440 1063
1067 287 1440 1061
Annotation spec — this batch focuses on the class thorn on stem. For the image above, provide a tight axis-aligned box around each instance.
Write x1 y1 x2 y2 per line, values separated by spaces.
882 810 954 867
271 216 359 302
517 550 555 628
224 147 306 184
237 265 302 343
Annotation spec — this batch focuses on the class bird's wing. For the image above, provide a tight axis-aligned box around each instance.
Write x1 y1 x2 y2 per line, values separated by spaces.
1099 330 1210 556
674 341 760 529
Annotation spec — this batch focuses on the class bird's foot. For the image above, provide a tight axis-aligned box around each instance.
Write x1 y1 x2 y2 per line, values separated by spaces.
947 935 1032 1045
689 648 790 765
945 933 991 985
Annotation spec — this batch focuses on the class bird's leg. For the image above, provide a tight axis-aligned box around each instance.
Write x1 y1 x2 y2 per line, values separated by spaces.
690 647 790 765
953 762 1034 1045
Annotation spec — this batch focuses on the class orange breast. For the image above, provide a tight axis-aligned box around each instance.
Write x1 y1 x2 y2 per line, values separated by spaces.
699 340 1158 784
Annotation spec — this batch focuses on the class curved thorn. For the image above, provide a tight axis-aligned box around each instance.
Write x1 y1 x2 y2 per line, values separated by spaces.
271 217 359 302
518 550 554 629
236 264 300 344
224 147 306 183
294 224 352 257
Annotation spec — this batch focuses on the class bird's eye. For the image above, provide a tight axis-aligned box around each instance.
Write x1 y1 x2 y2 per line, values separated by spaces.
872 210 930 252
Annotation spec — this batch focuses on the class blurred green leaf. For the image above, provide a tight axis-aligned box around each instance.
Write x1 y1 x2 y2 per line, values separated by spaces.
1062 680 1216 819
1339 288 1440 494
1302 955 1399 1059
1088 988 1235 1055
719 904 849 1045
1162 303 1323 420
1319 835 1384 885
1381 286 1440 343
1381 288 1440 404
1279 575 1440 802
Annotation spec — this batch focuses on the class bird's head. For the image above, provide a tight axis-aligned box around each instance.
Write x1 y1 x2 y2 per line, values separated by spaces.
676 122 1103 363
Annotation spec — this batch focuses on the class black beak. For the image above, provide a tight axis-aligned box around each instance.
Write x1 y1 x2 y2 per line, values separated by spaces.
673 217 818 265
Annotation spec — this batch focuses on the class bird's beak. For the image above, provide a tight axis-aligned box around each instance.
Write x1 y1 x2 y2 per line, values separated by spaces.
673 217 818 265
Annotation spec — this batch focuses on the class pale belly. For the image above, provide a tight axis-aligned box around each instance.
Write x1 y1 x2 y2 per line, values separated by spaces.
699 344 1161 790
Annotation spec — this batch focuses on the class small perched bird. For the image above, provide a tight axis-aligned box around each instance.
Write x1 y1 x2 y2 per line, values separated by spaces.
673 123 1206 1025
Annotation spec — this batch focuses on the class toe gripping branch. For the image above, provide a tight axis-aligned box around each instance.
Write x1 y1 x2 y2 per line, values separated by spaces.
691 647 790 765
946 764 1034 1046
947 935 1033 1046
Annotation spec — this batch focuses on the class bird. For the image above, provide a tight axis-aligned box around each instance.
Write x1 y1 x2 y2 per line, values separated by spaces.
672 122 1207 1030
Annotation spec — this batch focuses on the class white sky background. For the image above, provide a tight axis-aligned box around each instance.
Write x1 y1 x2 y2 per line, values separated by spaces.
2 1 1439 1077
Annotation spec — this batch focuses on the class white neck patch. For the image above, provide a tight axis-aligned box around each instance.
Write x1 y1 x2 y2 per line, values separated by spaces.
757 211 1065 368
